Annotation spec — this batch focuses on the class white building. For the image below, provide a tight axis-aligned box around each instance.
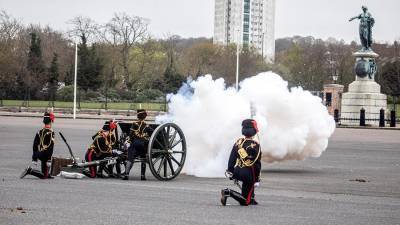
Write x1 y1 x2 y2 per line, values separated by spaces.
213 0 275 63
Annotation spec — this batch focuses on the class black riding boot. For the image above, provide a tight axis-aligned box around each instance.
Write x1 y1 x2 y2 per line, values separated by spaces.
27 168 46 179
250 192 258 205
115 160 122 178
107 165 115 178
123 161 133 180
141 163 146 180
250 197 258 205
227 189 248 206
97 165 105 178
220 188 230 206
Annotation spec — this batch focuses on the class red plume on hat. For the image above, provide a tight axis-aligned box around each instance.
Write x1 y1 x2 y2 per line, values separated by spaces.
251 120 258 132
109 120 117 130
49 112 55 123
103 120 117 131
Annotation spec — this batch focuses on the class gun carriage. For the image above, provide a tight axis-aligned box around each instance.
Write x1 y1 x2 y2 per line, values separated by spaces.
58 121 187 181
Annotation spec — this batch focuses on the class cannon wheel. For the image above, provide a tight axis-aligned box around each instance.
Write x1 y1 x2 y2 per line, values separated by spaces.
147 123 186 181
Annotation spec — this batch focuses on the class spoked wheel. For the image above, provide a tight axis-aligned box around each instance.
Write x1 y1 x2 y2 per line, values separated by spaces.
147 123 186 181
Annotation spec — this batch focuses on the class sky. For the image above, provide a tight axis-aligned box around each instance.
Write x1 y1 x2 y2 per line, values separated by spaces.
0 0 399 43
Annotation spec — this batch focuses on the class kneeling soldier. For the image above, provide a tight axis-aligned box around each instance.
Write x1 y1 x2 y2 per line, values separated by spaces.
92 120 121 178
221 119 262 206
83 121 115 178
106 120 122 178
20 112 55 179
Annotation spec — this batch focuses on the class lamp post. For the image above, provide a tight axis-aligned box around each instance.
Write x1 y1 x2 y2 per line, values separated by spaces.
73 42 78 119
332 71 338 84
235 29 240 91
325 51 338 84
261 32 264 59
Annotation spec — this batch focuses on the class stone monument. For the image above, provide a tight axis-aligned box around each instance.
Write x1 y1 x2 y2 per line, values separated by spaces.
341 6 387 125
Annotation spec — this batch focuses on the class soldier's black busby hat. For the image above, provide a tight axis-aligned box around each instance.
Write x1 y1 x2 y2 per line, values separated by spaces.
102 120 116 131
43 112 55 124
241 119 259 137
137 109 147 120
102 124 110 131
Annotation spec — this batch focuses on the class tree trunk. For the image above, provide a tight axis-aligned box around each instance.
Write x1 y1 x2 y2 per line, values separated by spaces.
105 85 108 111
78 88 81 109
122 48 130 89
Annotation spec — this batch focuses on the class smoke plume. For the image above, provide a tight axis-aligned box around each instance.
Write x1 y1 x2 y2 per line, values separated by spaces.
156 72 335 177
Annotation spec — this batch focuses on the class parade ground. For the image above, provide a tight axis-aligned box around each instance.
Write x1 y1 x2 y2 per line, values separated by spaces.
0 116 399 225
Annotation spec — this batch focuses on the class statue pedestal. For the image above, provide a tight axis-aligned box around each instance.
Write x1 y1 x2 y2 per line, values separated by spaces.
340 50 387 126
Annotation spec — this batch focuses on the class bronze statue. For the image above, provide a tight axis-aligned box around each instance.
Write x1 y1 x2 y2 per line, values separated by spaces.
349 6 375 51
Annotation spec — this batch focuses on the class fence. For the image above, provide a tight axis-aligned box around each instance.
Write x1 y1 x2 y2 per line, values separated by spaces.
0 100 168 112
334 108 398 127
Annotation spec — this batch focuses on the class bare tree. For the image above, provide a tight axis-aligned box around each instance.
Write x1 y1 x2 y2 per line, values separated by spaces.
0 10 22 42
0 10 23 102
67 16 99 43
180 41 217 77
105 12 149 89
98 18 121 91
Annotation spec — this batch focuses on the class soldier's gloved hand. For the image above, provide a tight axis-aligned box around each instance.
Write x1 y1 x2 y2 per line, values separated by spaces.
225 170 233 180
124 140 130 149
31 161 38 166
254 182 260 188
112 149 123 155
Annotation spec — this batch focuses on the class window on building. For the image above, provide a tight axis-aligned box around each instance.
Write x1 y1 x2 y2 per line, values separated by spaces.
244 0 250 13
243 34 249 43
244 25 249 33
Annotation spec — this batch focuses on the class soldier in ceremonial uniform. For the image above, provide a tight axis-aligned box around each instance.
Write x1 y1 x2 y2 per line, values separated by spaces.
92 120 118 145
20 112 55 179
220 119 262 206
83 121 116 178
106 120 122 177
92 120 121 177
122 109 153 180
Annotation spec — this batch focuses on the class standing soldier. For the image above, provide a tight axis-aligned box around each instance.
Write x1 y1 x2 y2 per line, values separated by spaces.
83 121 116 178
20 112 55 179
220 119 262 206
122 109 153 180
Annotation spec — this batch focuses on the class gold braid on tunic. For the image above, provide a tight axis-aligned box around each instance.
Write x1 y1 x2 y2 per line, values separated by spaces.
107 130 117 146
90 135 112 156
92 130 116 147
235 138 261 168
130 120 150 141
38 128 54 152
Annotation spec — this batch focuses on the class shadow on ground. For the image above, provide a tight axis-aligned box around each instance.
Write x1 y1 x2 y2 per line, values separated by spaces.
262 168 325 175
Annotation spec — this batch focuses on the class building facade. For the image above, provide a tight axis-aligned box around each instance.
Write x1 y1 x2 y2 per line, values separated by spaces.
213 0 275 63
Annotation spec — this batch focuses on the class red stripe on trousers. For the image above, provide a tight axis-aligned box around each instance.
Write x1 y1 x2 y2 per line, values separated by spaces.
246 166 256 205
88 150 95 178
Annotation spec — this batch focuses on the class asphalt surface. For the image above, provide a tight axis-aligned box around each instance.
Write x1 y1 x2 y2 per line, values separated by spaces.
0 116 399 225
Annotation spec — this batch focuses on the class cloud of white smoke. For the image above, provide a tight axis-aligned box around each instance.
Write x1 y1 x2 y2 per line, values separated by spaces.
156 72 336 177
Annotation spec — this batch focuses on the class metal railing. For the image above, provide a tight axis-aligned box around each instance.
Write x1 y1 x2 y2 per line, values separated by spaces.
335 108 398 127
